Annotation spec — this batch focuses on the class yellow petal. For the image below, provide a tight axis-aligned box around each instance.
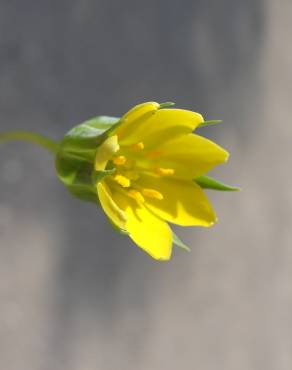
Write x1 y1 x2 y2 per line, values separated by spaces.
95 135 120 171
112 190 172 260
118 108 204 147
97 181 127 230
145 133 229 179
122 101 159 120
136 174 217 227
114 102 160 141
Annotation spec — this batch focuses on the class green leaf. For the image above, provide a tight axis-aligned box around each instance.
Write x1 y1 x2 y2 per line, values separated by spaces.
172 232 190 252
195 175 240 191
198 120 222 128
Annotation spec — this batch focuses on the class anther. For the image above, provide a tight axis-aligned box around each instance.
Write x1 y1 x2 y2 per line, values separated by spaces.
142 188 164 200
132 142 144 150
114 175 131 188
113 156 127 165
155 168 175 176
127 190 145 203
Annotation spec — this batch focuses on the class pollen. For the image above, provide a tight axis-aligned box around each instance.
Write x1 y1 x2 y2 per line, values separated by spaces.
114 174 131 188
113 155 127 165
127 190 145 203
155 167 175 176
142 188 164 200
132 142 144 150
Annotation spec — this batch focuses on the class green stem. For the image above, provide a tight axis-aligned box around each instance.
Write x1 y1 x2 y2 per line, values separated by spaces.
0 131 59 154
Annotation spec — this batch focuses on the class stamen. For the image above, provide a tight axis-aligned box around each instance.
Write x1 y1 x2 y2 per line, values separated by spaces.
142 188 164 200
132 142 144 150
127 190 145 203
113 156 126 165
155 168 175 176
114 175 131 188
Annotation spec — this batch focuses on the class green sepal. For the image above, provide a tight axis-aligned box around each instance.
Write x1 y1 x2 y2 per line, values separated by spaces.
55 150 97 203
195 175 240 191
66 116 120 138
172 231 190 252
92 168 116 184
60 115 120 159
159 102 175 109
198 120 222 128
55 115 121 202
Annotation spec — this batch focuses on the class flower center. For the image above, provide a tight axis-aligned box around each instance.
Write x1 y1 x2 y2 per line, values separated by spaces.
96 136 174 204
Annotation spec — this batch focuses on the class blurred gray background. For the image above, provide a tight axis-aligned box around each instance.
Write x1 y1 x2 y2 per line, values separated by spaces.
0 0 291 369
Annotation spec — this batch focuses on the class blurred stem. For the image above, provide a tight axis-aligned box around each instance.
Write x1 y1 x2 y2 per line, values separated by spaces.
0 131 59 154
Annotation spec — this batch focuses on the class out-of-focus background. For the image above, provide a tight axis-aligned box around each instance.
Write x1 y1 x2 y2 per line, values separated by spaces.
0 0 291 369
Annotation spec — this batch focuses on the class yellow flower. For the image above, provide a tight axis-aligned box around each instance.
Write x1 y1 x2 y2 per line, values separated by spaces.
95 102 229 260
0 101 235 261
